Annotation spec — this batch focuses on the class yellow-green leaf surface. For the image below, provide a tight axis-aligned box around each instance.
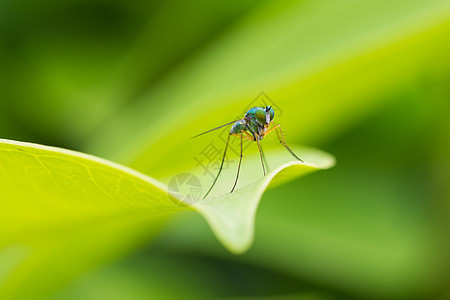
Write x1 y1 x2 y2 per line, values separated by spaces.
195 145 335 253
0 139 180 300
0 138 333 299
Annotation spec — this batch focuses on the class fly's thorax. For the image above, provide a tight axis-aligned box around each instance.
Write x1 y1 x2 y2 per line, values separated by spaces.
244 107 257 118
240 106 275 140
246 118 260 134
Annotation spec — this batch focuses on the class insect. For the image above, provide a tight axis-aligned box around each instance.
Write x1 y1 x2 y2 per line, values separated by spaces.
194 106 303 199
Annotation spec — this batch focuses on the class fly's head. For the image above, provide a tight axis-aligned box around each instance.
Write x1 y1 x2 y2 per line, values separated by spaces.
255 106 274 128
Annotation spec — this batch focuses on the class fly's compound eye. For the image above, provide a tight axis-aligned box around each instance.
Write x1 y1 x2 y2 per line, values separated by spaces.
255 109 266 125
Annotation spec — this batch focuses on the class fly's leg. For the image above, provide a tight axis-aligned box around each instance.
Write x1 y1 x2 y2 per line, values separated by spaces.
272 125 304 162
264 123 279 136
255 138 266 176
247 130 267 176
242 130 255 141
260 140 270 173
203 134 231 199
233 131 254 141
231 132 243 193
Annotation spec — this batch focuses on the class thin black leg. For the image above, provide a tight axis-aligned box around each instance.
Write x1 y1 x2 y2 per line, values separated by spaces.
256 138 266 176
203 134 231 199
231 132 243 193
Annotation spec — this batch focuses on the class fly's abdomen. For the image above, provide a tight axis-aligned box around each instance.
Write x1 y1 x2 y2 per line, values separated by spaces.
230 120 246 134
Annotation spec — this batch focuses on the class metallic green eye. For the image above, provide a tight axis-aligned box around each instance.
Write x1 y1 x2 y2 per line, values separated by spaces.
255 108 266 124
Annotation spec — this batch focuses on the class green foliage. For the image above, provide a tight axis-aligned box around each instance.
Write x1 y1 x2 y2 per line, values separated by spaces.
0 139 177 299
0 139 333 299
1 0 450 299
196 146 335 253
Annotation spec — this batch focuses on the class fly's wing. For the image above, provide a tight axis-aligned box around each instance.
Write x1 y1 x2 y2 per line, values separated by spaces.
192 118 247 138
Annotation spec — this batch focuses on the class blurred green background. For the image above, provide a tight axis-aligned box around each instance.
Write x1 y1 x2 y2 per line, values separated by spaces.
1 0 450 299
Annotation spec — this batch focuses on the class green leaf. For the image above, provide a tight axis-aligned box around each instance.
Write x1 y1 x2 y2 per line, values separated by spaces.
0 138 182 299
195 146 335 254
0 138 333 299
